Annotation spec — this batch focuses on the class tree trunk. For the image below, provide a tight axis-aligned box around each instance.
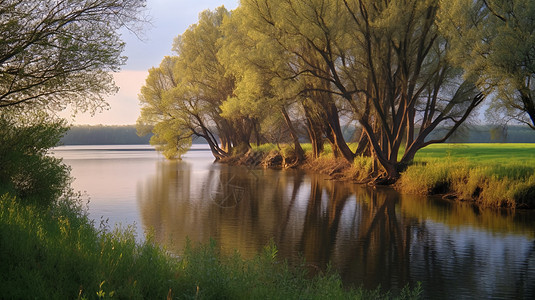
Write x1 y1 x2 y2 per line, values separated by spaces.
280 106 305 162
253 118 261 147
304 109 324 159
520 91 535 129
360 118 400 182
354 128 370 156
324 102 355 162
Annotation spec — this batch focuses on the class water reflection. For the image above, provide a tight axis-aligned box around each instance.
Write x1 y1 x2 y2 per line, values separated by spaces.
138 159 535 299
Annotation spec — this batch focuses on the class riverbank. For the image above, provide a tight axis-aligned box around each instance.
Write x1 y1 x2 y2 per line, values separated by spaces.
0 194 422 299
229 143 535 209
399 144 535 208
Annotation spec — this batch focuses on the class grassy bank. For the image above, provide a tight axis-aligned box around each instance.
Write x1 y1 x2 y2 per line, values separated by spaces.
399 144 535 208
0 194 421 299
248 143 535 208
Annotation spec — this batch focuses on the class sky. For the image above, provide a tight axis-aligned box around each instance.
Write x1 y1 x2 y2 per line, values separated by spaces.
61 0 240 125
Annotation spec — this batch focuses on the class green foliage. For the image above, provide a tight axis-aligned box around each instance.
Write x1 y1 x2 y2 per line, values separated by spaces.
0 194 179 299
138 7 258 158
438 0 535 128
137 56 194 159
0 114 70 205
150 118 192 159
0 0 146 112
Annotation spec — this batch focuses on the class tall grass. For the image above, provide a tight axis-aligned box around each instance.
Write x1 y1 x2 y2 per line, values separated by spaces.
347 155 375 182
399 144 535 208
0 193 422 299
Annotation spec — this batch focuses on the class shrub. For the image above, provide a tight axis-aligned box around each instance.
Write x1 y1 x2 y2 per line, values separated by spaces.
0 113 69 206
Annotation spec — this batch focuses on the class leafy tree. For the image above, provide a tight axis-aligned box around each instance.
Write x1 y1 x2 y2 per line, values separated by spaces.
218 6 307 160
238 0 355 160
240 0 484 181
136 56 192 159
138 7 256 159
0 113 70 205
340 0 484 180
140 1 498 184
0 0 146 113
438 0 535 129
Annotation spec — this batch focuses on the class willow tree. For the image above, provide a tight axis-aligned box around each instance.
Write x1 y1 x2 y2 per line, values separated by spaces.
137 56 194 159
0 0 146 113
138 7 256 160
217 8 270 149
339 0 485 180
240 0 484 180
240 0 356 161
438 0 535 129
218 5 308 160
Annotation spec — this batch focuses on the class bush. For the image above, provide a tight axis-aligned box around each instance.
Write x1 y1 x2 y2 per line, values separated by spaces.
0 113 70 206
0 194 180 298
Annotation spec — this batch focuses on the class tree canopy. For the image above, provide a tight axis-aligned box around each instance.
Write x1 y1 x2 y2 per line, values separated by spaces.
138 1 532 181
438 0 535 129
0 0 146 113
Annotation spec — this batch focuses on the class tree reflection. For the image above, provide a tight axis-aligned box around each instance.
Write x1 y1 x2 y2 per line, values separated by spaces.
296 175 352 269
137 161 535 298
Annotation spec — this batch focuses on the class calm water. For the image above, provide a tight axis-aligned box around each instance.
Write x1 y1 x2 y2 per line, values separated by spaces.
52 145 535 299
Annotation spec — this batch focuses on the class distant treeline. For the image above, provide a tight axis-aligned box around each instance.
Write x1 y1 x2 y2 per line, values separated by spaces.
428 125 535 143
345 125 535 144
61 124 535 146
61 125 210 145
61 125 151 145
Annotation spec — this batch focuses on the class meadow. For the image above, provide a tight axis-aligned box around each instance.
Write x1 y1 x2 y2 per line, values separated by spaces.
399 144 535 208
414 143 535 165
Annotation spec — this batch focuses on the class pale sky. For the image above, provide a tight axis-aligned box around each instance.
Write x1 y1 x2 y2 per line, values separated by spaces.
62 0 240 125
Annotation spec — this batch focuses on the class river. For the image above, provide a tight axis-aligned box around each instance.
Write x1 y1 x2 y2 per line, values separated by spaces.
52 144 535 299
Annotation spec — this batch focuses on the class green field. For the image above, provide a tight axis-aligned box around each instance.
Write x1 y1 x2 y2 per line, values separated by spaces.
400 144 535 207
414 143 535 165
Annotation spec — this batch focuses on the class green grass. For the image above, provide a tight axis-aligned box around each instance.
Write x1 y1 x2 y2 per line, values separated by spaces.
399 144 535 208
0 193 422 299
252 143 279 153
414 143 535 165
